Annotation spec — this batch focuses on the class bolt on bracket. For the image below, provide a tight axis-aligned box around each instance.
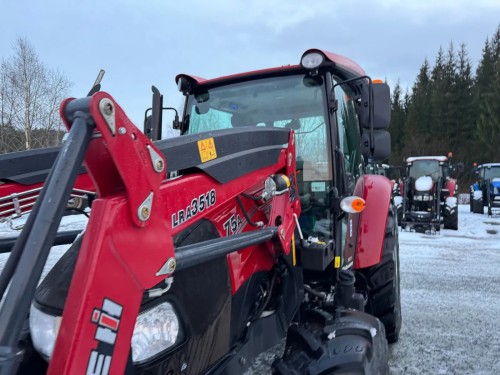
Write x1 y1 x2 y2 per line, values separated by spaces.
147 145 165 173
98 98 116 136
138 192 154 221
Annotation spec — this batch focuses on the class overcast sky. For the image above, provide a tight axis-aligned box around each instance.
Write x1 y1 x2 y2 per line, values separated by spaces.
1 0 499 129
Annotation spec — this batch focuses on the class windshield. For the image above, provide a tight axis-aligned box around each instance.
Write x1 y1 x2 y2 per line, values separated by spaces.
184 74 334 241
484 166 500 179
184 74 330 181
408 160 442 181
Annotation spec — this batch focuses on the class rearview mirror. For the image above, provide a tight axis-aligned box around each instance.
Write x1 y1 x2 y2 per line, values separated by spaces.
372 83 391 130
358 82 391 130
361 130 391 161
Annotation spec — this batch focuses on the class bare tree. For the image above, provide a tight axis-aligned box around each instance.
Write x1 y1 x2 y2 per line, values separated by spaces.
0 38 72 152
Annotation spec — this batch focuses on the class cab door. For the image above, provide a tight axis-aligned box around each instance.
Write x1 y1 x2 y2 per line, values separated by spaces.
332 82 363 270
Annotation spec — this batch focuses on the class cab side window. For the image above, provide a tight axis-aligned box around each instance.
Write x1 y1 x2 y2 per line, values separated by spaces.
334 84 363 182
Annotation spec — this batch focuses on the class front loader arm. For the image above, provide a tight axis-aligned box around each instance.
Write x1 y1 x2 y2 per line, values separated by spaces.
49 93 174 375
0 92 299 375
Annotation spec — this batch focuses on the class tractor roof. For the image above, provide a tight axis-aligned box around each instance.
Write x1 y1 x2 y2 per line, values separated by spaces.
406 156 448 163
175 48 366 91
478 163 500 168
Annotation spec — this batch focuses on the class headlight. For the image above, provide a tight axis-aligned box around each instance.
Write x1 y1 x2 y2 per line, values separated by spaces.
131 302 181 363
29 305 61 360
30 301 181 364
414 194 433 201
301 52 324 69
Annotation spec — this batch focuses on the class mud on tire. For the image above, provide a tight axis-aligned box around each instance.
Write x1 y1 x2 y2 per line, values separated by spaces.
356 206 401 344
272 309 389 375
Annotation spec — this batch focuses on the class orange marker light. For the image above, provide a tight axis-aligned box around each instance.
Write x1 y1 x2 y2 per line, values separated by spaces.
340 196 366 214
373 79 383 84
351 198 366 212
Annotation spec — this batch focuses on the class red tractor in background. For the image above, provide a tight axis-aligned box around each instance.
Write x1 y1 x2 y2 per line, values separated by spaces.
0 49 400 375
0 148 94 222
400 155 460 232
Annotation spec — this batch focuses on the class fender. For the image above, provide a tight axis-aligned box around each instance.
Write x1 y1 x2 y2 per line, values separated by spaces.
445 179 457 197
354 174 392 269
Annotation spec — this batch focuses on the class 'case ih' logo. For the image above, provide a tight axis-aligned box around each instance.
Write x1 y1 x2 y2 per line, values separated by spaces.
86 298 123 375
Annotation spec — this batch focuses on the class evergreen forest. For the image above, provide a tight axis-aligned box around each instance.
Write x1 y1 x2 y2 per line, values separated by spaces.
389 26 500 189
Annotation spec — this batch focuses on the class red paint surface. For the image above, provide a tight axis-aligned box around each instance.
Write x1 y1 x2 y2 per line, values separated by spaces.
445 179 457 197
100 313 119 331
354 175 392 269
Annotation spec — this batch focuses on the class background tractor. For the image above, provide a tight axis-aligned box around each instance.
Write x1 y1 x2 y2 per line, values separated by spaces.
471 163 500 216
400 155 460 232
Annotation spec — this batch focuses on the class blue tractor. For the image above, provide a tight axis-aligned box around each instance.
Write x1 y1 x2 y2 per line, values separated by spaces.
471 163 500 216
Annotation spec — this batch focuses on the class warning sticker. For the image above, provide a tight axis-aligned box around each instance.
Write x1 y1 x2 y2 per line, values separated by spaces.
197 138 217 163
334 256 341 268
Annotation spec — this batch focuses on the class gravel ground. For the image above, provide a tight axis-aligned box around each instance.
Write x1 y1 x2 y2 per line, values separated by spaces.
2 205 500 374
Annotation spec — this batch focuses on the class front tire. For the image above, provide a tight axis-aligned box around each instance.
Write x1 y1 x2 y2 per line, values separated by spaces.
443 210 458 230
272 310 389 375
356 207 402 343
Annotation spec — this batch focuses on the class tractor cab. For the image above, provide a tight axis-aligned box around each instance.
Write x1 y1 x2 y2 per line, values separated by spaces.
172 49 392 272
407 157 447 188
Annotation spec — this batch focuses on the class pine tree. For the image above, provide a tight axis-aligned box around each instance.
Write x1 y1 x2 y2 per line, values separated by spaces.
429 44 455 155
475 26 500 161
389 80 407 164
404 59 432 156
453 44 475 165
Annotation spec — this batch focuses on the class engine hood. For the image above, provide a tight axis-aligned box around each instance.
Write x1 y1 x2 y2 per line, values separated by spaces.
415 176 434 192
491 178 500 189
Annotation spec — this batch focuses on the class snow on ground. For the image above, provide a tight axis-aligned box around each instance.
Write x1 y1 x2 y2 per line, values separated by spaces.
1 205 500 374
389 204 500 375
0 213 87 282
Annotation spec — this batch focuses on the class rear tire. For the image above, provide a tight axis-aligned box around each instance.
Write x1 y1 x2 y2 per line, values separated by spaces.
356 206 401 344
472 197 483 214
272 310 389 375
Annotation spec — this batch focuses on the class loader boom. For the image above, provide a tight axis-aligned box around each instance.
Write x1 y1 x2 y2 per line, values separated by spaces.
0 92 299 375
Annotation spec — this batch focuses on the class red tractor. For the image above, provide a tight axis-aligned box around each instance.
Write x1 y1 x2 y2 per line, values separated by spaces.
0 49 399 374
400 155 459 232
0 148 95 221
